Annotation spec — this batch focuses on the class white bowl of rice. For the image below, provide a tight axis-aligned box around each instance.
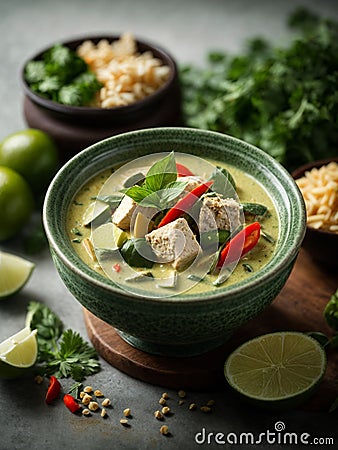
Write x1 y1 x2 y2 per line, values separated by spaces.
293 157 338 268
22 33 182 160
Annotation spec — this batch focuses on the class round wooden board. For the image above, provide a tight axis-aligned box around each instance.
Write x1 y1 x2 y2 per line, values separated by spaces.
83 249 338 411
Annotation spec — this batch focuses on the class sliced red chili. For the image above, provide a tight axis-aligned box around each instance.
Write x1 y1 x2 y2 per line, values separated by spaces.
157 181 213 228
113 263 121 272
45 376 61 404
63 394 81 413
176 163 194 177
217 221 261 268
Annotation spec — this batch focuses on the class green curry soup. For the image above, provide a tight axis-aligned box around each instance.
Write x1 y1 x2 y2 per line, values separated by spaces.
67 153 279 296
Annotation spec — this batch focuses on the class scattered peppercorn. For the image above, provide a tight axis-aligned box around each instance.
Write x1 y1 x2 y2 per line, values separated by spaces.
160 425 170 436
88 401 99 412
123 408 131 417
102 398 111 407
200 406 212 413
161 406 171 415
154 410 164 420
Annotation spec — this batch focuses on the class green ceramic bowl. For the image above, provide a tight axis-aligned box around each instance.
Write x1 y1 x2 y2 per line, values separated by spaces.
43 127 306 357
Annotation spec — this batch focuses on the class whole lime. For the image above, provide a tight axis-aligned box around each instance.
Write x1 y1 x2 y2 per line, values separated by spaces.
0 166 34 241
0 129 59 192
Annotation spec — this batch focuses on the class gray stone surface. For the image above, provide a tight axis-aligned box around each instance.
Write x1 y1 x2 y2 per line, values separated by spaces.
1 0 338 449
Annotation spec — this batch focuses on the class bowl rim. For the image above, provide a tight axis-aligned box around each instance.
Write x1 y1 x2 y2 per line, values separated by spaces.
292 156 338 238
21 33 178 116
43 127 306 305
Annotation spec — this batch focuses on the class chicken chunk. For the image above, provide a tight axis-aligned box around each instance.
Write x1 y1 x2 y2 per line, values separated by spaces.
199 195 242 233
145 217 201 271
112 195 157 230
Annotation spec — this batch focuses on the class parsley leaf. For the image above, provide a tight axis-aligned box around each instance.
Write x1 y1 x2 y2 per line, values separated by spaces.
26 302 100 382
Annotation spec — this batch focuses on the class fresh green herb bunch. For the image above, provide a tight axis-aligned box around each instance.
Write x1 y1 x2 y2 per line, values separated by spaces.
25 44 102 106
324 289 338 332
26 301 101 381
180 8 338 171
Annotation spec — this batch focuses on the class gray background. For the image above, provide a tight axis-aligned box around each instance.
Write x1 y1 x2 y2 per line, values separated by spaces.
1 0 338 449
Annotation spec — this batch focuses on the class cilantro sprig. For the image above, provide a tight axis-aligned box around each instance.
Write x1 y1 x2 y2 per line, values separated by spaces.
180 7 338 171
25 44 102 106
26 301 100 382
122 152 188 209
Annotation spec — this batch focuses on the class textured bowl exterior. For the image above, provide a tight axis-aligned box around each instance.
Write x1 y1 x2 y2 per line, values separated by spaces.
43 128 306 356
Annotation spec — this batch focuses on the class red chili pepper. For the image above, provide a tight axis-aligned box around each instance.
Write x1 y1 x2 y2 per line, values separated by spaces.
217 221 261 268
113 263 121 272
45 376 61 404
63 394 81 413
157 181 213 228
176 163 194 177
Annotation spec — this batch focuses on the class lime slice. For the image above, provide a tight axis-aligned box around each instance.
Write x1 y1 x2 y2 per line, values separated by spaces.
0 251 35 298
0 327 38 378
224 332 326 409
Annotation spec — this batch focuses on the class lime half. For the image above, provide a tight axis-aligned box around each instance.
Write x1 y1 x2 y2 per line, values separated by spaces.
0 251 35 298
0 327 38 378
224 332 326 409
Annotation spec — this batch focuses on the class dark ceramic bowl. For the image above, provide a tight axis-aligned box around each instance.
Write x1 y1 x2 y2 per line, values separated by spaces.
292 157 338 269
43 128 306 357
21 35 182 161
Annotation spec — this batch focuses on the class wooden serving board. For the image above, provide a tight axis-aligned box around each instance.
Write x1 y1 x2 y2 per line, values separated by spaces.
84 249 338 411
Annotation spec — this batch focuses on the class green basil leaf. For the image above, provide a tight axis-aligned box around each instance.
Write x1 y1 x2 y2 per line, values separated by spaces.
158 181 189 209
209 166 237 198
242 202 268 216
92 194 123 208
122 186 154 204
145 152 177 192
120 238 155 268
123 172 145 188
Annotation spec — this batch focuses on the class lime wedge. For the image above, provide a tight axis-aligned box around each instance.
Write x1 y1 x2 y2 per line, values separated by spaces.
0 327 38 378
224 332 326 409
0 251 35 298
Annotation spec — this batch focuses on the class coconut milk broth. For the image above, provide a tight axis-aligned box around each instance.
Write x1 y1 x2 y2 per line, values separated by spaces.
67 155 279 297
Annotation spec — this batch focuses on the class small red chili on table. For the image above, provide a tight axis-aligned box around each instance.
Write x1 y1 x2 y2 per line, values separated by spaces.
63 394 81 413
157 181 213 228
45 375 61 404
217 221 261 268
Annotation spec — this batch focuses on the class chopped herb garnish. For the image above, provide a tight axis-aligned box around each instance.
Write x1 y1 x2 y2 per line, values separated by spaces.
261 230 275 243
242 263 254 273
25 44 102 106
187 274 204 282
71 227 82 236
26 301 100 382
71 238 82 243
